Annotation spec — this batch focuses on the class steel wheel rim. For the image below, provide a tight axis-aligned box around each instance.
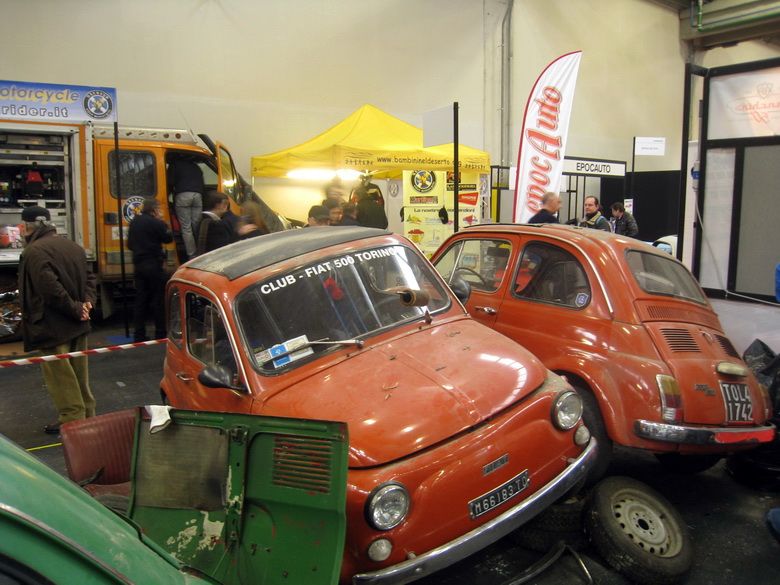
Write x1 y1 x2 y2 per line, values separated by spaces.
609 487 683 557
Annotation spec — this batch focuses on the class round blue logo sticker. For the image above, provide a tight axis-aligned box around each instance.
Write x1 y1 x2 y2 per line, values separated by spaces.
122 196 146 223
411 170 436 193
83 89 114 119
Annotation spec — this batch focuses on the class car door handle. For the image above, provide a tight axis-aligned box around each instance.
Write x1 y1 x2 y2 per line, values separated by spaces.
475 306 497 315
176 372 193 381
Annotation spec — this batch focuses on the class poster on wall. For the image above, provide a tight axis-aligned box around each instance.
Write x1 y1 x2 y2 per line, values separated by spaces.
402 170 482 256
708 66 780 139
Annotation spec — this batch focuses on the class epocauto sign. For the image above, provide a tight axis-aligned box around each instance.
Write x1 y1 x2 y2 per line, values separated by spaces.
562 157 626 177
0 80 118 123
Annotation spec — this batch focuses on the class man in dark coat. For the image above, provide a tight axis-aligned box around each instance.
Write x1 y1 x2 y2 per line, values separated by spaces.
355 187 388 229
610 202 639 238
527 192 561 224
19 206 97 434
127 198 173 342
196 190 258 254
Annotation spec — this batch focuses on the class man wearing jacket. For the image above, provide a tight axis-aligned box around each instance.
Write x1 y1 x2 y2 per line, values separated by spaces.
610 202 639 238
19 206 97 434
127 198 173 342
578 196 612 231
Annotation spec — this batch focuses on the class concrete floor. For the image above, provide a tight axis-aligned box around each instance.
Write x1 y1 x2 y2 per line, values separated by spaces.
1 298 780 585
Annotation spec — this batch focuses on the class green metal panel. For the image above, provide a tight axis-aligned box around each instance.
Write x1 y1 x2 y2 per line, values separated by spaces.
128 410 348 585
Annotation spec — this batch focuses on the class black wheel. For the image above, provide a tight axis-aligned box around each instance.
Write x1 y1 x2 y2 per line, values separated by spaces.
725 446 780 492
655 452 722 474
512 494 587 551
584 476 693 585
574 384 612 484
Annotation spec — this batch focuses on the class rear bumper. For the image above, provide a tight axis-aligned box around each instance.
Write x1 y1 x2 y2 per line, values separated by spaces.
352 437 597 585
634 419 775 446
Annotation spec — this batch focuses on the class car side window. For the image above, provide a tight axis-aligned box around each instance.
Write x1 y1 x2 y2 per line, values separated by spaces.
434 238 511 292
186 293 237 376
513 243 591 308
168 287 182 347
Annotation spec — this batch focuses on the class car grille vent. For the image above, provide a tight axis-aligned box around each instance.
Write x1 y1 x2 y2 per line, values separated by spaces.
273 436 334 494
661 328 700 352
715 334 740 358
641 305 720 329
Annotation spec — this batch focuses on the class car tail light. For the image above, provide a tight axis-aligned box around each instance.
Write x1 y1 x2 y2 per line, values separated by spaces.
656 375 683 423
758 382 774 421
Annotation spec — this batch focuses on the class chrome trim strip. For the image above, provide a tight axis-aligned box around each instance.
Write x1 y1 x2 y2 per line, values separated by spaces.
352 438 598 585
634 419 775 445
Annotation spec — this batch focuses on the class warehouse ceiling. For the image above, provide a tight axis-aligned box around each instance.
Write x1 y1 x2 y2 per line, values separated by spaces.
646 0 780 49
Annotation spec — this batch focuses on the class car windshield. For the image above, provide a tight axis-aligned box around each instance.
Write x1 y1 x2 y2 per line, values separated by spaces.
626 250 707 304
235 244 451 372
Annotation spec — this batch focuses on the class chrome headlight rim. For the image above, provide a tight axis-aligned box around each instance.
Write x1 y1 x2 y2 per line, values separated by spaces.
552 389 583 430
364 481 410 531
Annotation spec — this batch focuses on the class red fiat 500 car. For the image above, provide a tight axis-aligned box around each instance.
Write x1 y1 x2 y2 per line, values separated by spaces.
161 226 595 584
431 224 774 479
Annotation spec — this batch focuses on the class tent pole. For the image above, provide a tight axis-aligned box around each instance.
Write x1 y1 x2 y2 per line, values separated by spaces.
453 102 459 232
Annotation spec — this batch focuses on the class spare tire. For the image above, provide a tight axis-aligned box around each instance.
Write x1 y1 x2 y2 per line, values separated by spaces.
584 476 693 585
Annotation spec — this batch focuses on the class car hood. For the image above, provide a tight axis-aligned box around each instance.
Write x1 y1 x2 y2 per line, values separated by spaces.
262 318 549 467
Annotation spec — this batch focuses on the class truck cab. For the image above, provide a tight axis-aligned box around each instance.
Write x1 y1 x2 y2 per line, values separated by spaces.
0 120 284 341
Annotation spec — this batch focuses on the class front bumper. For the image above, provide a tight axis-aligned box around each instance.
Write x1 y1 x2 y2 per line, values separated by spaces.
634 419 775 446
352 437 597 585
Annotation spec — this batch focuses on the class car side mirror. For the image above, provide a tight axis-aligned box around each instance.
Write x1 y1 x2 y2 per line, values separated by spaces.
449 277 471 304
198 364 246 392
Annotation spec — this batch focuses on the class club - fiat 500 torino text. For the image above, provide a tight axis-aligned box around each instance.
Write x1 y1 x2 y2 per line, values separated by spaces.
160 226 596 584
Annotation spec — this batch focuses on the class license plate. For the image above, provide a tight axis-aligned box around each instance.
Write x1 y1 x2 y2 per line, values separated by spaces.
720 382 753 422
468 470 529 520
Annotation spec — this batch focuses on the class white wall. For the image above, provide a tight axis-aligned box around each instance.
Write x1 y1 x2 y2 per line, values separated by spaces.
2 0 777 221
1 0 485 178
508 1 780 173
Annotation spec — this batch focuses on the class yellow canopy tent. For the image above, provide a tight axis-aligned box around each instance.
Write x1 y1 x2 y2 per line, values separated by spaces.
251 104 490 179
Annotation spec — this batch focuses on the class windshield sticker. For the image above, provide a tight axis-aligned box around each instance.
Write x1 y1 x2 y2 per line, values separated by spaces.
258 248 402 295
575 292 589 307
256 335 313 369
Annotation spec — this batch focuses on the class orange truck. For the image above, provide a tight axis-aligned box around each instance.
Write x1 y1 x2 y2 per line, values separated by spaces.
0 119 285 341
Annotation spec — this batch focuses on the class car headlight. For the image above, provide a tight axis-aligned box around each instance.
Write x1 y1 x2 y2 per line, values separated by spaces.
552 390 583 430
365 482 410 531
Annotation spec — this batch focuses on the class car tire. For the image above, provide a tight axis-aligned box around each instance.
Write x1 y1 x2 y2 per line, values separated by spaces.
655 452 722 474
574 385 612 484
725 447 780 491
584 476 693 585
512 494 588 552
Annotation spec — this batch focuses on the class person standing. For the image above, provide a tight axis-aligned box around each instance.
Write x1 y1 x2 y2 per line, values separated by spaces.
168 156 204 259
610 202 639 238
355 187 388 229
127 198 173 342
197 190 257 253
18 206 97 434
578 196 612 231
527 192 561 224
338 202 361 226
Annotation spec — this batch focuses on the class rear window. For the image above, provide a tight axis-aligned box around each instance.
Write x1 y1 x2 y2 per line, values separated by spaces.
626 250 706 304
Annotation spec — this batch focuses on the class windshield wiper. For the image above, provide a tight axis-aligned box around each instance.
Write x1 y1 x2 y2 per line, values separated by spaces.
259 337 364 365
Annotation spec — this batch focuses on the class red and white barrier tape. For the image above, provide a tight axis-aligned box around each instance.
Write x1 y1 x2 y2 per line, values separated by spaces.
0 338 167 368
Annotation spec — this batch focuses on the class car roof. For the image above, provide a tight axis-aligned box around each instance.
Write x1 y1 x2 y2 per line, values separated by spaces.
455 223 664 256
186 226 391 280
